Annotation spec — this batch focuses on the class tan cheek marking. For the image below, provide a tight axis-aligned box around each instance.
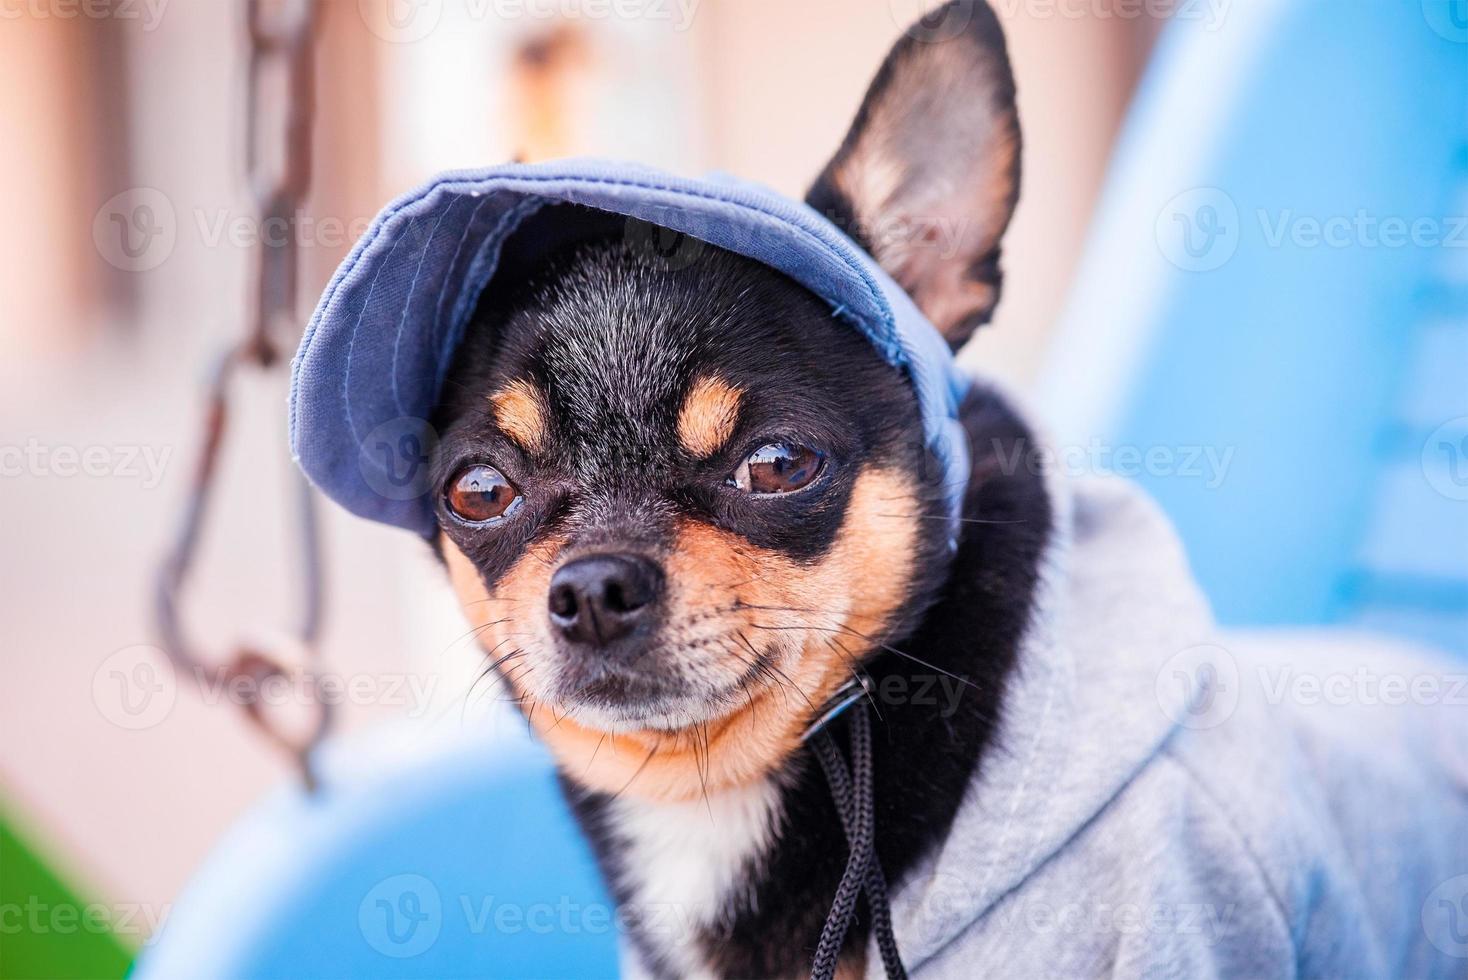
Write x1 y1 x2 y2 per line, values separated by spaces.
442 534 562 696
523 467 922 803
676 375 742 458
490 380 550 454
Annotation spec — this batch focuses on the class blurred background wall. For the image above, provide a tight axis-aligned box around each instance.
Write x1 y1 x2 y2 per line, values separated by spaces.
5 0 1383 971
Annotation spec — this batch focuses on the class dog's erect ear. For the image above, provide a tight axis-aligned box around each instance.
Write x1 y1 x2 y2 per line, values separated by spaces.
807 0 1020 350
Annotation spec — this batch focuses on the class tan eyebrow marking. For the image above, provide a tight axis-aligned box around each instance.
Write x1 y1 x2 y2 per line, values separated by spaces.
677 375 743 458
490 379 550 453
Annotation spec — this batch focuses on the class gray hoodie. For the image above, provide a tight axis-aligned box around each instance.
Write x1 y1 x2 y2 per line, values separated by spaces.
877 475 1468 978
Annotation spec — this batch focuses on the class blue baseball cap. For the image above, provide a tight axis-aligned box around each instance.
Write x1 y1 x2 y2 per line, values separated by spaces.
290 158 971 540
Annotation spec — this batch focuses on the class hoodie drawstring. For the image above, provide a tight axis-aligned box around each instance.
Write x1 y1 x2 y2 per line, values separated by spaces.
810 701 908 980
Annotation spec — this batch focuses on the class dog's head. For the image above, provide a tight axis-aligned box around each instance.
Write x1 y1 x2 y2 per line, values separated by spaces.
432 0 1020 800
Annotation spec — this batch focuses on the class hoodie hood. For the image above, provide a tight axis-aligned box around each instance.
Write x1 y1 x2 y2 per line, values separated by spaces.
881 470 1468 977
887 473 1220 966
289 158 972 542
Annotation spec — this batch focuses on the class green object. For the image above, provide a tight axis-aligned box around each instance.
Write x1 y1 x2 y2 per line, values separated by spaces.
1 803 134 980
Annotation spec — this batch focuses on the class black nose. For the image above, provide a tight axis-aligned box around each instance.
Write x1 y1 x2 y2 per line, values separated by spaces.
548 553 664 646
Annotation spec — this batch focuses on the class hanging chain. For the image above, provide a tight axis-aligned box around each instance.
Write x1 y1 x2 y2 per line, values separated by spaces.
155 0 330 791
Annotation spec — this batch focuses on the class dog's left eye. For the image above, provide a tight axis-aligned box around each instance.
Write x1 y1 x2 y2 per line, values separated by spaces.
730 443 825 495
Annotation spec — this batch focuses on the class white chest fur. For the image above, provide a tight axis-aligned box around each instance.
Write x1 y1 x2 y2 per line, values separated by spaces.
610 777 784 977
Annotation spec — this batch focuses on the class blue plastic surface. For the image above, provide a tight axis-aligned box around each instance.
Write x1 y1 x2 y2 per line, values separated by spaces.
132 725 619 979
1042 0 1468 654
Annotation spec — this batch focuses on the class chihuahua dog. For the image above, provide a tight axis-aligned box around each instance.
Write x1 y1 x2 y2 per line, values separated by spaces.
431 3 1039 976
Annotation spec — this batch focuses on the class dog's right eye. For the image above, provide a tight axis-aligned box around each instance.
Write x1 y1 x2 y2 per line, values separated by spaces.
444 464 521 525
